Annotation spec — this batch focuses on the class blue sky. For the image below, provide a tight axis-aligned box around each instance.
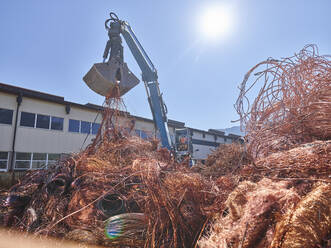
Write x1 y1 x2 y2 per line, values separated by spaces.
1 0 330 130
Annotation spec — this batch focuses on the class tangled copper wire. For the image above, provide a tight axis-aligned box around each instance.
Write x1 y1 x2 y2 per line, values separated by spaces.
271 183 331 248
1 46 331 248
235 44 331 158
1 94 221 248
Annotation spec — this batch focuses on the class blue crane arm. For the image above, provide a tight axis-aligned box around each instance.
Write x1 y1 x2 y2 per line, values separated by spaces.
120 22 173 150
121 23 157 82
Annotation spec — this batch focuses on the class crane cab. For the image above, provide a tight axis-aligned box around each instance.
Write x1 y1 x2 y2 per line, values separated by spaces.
175 128 193 158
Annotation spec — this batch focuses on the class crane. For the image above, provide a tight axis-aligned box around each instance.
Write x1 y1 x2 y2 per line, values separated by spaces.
83 12 192 161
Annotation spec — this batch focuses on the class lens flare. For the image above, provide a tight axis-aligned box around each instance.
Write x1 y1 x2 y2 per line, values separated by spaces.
105 217 123 239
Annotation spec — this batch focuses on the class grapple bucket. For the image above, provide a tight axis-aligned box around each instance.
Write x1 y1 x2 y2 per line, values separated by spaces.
83 58 140 97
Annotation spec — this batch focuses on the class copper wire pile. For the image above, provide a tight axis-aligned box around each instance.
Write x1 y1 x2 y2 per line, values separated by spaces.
1 45 331 248
0 97 221 248
235 44 331 158
198 45 331 248
199 178 300 248
197 143 251 178
198 140 331 248
271 183 331 248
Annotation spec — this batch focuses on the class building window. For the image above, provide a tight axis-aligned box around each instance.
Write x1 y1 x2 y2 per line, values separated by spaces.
134 129 140 137
81 121 91 134
15 152 32 169
202 133 205 138
15 153 61 170
0 152 9 170
0 108 13 125
36 114 50 129
32 153 47 169
140 130 148 140
20 112 63 131
20 112 35 127
69 119 80 132
92 123 100 135
135 129 150 140
69 119 100 135
48 153 61 166
51 117 64 131
170 134 175 143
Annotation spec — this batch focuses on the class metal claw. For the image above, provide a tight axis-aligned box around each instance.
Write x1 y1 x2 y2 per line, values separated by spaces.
83 57 140 97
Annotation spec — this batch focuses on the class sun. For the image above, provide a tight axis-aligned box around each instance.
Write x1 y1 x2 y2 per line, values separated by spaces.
198 4 234 41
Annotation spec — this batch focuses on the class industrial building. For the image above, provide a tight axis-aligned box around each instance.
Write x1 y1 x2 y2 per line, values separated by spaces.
0 82 240 172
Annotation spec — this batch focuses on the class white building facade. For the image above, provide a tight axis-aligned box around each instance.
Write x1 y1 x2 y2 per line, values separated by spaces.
0 82 240 172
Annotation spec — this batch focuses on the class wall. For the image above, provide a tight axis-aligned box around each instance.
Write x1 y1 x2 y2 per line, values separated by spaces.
15 97 103 153
0 88 239 171
0 92 16 152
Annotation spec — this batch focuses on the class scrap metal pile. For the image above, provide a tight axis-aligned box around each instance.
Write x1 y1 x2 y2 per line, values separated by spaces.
235 44 331 158
0 45 330 248
1 97 221 248
199 45 331 248
198 140 331 248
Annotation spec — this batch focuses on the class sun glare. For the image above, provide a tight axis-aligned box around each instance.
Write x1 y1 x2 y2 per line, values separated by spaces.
198 5 234 42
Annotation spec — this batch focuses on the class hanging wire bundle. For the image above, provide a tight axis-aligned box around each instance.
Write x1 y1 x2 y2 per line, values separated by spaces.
235 44 331 158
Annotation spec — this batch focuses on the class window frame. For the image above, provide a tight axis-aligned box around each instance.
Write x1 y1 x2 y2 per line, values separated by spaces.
36 114 51 129
15 152 32 170
134 129 141 137
140 130 148 140
0 152 9 171
50 116 64 131
68 119 80 133
81 121 91 134
134 129 150 140
48 153 61 167
15 153 61 170
68 119 100 135
92 123 101 135
20 111 64 131
20 111 36 128
0 108 14 125
32 153 47 169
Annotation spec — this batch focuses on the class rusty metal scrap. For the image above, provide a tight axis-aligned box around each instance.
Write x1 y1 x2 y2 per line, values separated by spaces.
198 45 331 248
1 97 220 248
235 44 331 158
271 183 331 248
1 45 331 248
198 178 300 248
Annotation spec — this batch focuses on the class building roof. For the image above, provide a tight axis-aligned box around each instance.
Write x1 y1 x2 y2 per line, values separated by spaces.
0 82 240 139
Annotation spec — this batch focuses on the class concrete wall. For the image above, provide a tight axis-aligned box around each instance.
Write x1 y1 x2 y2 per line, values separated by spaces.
0 93 16 152
0 92 106 171
192 144 215 160
2 95 103 154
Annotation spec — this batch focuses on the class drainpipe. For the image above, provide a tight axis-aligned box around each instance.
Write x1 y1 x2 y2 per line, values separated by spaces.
10 93 22 184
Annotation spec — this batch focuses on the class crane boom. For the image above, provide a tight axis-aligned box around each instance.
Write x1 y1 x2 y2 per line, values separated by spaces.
104 13 172 149
83 12 193 161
